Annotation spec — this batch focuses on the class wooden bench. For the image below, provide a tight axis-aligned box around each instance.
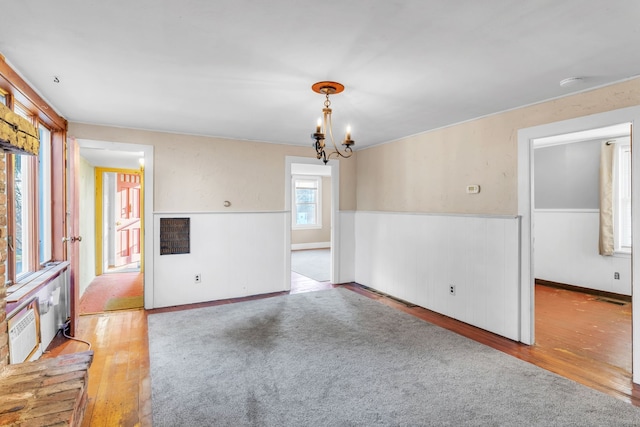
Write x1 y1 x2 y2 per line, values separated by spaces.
0 351 93 427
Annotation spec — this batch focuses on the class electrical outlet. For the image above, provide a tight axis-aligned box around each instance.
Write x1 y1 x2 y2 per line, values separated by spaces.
195 274 201 284
449 285 455 295
614 272 620 280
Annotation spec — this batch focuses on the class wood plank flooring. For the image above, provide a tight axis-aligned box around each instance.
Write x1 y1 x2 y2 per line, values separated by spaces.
42 282 638 426
43 310 151 426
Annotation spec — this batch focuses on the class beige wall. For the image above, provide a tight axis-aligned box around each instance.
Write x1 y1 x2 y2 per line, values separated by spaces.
68 123 357 212
68 79 640 217
357 78 640 215
291 176 332 245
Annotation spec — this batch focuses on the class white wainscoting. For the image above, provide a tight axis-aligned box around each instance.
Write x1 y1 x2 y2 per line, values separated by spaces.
153 212 287 308
534 210 631 295
337 211 356 283
355 212 521 341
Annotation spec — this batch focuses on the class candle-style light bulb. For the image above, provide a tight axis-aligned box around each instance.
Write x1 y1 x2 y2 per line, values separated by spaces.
345 125 352 140
316 118 322 134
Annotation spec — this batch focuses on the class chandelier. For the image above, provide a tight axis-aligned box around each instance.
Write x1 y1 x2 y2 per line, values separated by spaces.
311 81 354 164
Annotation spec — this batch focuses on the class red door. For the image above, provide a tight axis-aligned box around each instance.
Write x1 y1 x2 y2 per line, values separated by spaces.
115 173 141 268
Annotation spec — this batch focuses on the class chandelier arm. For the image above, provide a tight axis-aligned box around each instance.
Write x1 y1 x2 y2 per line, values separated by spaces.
325 112 353 160
326 147 353 161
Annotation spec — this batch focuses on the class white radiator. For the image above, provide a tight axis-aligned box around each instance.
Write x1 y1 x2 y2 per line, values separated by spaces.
8 302 40 364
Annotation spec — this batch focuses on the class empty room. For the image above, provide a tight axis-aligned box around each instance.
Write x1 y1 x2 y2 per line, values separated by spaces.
1 1 640 426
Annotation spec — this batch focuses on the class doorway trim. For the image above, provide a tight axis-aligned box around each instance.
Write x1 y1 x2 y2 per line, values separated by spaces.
285 156 340 287
517 105 640 382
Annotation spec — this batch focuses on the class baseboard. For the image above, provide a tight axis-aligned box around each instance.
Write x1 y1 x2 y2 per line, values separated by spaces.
535 279 631 302
291 242 331 250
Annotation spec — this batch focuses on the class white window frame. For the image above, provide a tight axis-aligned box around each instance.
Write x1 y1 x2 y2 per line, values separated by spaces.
613 137 632 254
292 175 322 230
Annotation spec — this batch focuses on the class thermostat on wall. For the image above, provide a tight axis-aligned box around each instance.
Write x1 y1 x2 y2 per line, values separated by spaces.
466 184 480 194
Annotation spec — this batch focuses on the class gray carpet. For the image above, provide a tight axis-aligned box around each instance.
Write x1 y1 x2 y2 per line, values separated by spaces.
148 288 640 426
291 249 330 282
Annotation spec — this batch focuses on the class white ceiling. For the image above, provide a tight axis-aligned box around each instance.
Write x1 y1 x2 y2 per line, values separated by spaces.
1 1 639 151
79 146 143 169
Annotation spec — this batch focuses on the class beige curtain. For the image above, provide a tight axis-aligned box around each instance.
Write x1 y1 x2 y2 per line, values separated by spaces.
0 102 39 155
599 141 615 255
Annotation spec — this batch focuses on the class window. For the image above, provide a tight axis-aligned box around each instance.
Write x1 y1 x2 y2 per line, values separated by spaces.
1 59 65 287
13 154 28 275
614 137 632 253
10 104 38 277
5 103 54 283
38 124 52 264
13 103 29 120
292 176 322 229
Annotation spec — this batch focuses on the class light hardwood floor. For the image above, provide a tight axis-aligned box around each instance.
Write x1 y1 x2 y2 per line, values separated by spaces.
43 282 638 426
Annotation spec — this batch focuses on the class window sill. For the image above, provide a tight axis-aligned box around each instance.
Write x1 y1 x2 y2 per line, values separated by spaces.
292 225 322 230
6 261 70 305
613 251 631 258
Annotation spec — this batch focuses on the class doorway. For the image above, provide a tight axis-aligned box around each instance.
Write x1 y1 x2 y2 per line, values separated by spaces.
96 168 143 275
290 163 332 293
78 167 144 314
517 105 640 383
532 124 632 373
285 156 341 292
75 140 153 314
